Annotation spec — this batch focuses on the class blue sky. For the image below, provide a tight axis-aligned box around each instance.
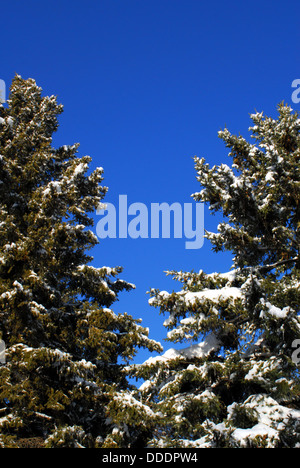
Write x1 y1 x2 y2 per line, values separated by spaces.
1 0 299 363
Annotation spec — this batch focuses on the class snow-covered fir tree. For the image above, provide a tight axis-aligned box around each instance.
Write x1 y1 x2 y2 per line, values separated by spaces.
130 103 300 448
0 75 162 448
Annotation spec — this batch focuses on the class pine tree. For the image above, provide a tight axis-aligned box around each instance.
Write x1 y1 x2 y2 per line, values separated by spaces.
0 75 162 448
131 103 300 448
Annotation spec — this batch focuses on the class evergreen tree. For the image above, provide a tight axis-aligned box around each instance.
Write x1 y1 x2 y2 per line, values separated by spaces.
0 75 162 448
131 103 300 448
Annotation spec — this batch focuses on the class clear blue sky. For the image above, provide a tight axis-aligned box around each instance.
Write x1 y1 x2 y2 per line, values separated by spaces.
1 0 299 363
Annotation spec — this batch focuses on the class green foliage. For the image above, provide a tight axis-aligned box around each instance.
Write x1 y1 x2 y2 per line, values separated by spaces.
134 103 300 448
229 403 259 429
0 75 162 448
45 425 93 448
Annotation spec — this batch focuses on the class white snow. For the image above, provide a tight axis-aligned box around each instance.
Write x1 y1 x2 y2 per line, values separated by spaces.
228 394 300 447
7 117 14 128
179 333 220 359
215 269 238 283
260 300 290 319
13 280 23 291
43 181 62 196
148 290 170 306
113 392 155 418
231 423 278 447
265 171 275 182
142 333 219 366
74 162 87 176
244 357 278 382
183 286 242 305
